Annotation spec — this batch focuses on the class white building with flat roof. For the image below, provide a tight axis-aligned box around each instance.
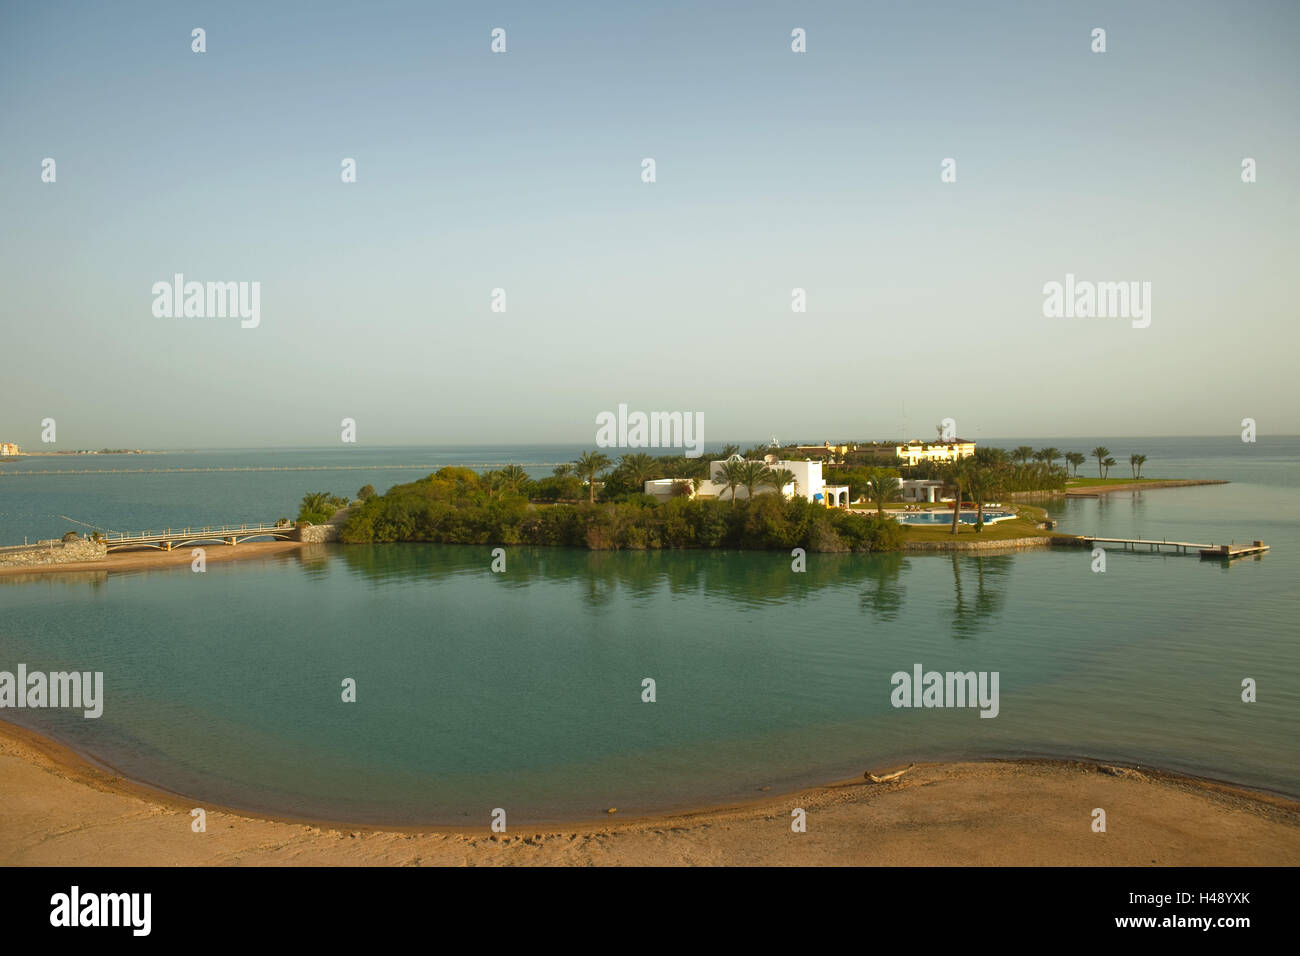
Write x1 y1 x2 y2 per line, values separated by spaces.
646 455 851 507
900 478 946 503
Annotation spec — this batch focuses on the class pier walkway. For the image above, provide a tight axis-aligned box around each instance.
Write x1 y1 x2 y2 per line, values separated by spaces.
1082 536 1269 560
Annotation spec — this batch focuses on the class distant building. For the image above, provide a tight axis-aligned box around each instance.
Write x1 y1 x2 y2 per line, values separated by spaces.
790 441 853 462
895 439 976 466
643 478 695 500
645 455 851 508
0 442 20 456
900 479 946 503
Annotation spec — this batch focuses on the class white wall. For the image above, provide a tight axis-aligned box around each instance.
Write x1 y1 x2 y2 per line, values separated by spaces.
699 458 825 502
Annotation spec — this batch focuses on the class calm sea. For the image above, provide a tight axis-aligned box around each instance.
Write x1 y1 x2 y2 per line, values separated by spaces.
0 437 1296 824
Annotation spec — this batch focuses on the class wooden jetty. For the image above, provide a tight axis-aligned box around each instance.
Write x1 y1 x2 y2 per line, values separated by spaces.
1081 536 1269 560
1197 541 1270 560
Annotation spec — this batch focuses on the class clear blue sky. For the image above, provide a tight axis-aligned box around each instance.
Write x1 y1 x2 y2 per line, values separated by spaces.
1 0 1296 448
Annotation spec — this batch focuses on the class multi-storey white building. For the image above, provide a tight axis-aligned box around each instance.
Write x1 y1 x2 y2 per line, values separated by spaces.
895 439 976 466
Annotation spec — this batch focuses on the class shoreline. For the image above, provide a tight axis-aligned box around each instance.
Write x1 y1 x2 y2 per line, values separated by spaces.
0 536 1083 576
1066 479 1230 496
0 478 1236 578
2 719 1296 865
0 540 308 579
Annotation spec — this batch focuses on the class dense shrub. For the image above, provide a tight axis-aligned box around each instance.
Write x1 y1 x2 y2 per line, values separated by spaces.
335 471 905 553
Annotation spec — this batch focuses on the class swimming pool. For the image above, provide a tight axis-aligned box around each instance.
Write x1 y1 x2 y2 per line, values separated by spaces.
896 510 1016 525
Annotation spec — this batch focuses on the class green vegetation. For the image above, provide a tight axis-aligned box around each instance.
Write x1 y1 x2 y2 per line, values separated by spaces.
902 450 1066 495
900 515 1054 543
1091 446 1110 478
575 451 612 503
303 439 1160 552
823 464 901 503
900 503 1055 543
337 466 904 552
1065 477 1157 488
297 491 349 524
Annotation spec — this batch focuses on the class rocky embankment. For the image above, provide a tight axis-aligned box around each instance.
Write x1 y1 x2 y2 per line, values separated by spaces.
0 538 108 568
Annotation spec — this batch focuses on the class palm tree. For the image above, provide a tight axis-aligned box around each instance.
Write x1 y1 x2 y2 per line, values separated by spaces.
864 468 901 514
735 460 770 500
481 470 505 500
1131 453 1147 479
964 467 989 531
965 465 1005 531
552 463 572 479
499 464 528 495
303 491 331 512
713 460 744 503
719 444 741 460
1038 447 1061 469
944 459 974 535
1013 446 1034 465
1065 451 1085 477
619 452 658 492
1031 450 1047 464
1091 446 1110 478
300 491 333 520
1102 456 1117 479
575 451 611 504
763 468 797 498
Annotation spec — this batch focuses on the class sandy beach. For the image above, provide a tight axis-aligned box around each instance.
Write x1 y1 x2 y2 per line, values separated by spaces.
2 721 1295 866
0 541 307 579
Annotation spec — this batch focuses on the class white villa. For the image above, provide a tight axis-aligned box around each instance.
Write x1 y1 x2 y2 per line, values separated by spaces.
645 455 852 507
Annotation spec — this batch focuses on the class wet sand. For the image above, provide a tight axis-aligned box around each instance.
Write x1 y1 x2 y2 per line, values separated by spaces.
2 721 1296 866
0 541 306 578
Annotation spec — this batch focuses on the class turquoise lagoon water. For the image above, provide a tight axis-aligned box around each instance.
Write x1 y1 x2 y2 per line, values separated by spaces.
0 438 1296 824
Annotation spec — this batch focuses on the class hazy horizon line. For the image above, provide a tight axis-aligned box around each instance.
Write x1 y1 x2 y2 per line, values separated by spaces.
6 434 1292 453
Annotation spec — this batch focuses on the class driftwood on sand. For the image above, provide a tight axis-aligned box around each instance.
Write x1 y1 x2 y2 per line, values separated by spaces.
865 763 916 784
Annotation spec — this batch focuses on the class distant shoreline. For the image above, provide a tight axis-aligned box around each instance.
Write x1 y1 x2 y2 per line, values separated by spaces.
12 450 163 456
1064 478 1229 496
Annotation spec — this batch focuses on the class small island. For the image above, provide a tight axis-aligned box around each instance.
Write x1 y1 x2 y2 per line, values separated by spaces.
301 441 1204 555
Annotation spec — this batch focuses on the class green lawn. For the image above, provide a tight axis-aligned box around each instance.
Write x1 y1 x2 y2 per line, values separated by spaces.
896 504 1061 542
1066 477 1155 487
